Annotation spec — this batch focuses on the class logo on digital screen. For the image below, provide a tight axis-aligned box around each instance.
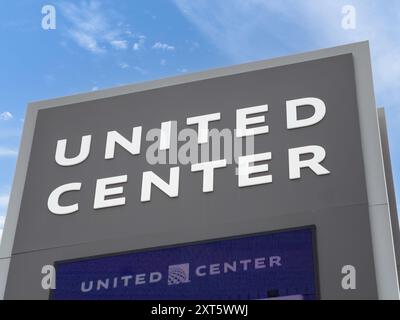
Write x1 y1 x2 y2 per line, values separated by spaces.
168 263 190 285
53 228 317 299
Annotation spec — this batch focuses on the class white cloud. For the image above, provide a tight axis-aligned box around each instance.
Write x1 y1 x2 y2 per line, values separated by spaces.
152 42 175 51
0 147 17 157
133 35 146 51
0 112 13 121
69 30 105 54
174 0 319 62
118 62 130 70
60 1 131 54
133 66 148 75
133 43 140 51
173 0 400 104
110 40 128 50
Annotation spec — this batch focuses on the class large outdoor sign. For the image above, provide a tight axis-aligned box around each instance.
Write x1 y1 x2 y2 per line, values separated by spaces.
46 96 330 215
0 42 398 300
52 227 318 300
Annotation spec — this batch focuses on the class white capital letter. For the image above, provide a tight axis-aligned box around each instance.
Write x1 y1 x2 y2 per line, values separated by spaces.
187 113 221 144
238 152 272 187
105 127 142 159
289 145 330 180
286 97 326 129
48 183 81 215
55 135 91 167
236 104 269 137
160 121 172 151
94 175 128 209
191 159 227 193
141 167 180 202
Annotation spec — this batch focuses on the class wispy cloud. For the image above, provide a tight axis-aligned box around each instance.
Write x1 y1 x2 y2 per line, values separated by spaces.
133 66 148 75
0 112 13 121
110 40 128 50
0 147 17 157
133 43 140 51
60 0 130 54
133 35 146 51
173 0 400 104
118 62 130 70
69 30 105 54
152 42 175 51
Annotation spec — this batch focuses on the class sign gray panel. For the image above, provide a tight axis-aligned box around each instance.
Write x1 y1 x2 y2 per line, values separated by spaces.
13 54 367 253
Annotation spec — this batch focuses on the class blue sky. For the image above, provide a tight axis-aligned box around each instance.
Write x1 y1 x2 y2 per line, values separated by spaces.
0 0 399 240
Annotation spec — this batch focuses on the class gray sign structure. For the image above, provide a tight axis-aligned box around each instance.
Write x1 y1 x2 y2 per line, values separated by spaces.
0 41 399 299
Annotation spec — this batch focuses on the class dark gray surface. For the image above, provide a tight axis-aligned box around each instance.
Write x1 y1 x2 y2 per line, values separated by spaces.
13 54 368 253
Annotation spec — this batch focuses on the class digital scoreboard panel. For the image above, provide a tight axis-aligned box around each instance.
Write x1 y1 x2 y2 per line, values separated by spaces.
51 227 319 300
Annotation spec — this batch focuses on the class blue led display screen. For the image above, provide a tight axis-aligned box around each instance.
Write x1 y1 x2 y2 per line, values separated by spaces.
52 227 319 300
